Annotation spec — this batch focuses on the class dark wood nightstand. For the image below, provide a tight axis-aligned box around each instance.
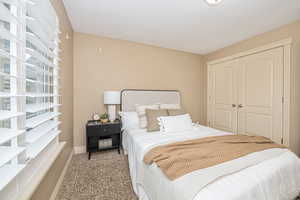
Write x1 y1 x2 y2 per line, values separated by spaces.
86 120 121 160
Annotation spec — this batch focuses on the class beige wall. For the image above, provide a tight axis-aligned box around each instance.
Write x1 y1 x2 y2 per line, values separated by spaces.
73 32 205 148
31 0 74 199
204 20 300 154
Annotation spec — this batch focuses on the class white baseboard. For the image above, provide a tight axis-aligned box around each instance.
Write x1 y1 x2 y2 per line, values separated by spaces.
49 149 73 200
74 145 86 154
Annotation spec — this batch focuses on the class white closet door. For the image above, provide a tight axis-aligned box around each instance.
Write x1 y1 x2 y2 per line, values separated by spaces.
209 60 238 133
237 47 284 144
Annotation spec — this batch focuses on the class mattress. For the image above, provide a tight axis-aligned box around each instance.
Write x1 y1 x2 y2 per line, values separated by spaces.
122 125 300 200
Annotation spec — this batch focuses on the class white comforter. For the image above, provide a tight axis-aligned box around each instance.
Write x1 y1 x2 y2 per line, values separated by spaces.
122 125 300 200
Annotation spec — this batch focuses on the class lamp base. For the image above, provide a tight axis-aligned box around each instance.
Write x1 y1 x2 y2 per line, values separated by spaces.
107 105 116 122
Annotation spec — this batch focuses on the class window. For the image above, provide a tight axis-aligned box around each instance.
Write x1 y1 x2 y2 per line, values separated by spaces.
0 0 60 194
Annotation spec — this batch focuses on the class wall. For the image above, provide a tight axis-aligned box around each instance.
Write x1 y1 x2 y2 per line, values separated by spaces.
30 0 74 199
204 20 300 154
73 32 205 150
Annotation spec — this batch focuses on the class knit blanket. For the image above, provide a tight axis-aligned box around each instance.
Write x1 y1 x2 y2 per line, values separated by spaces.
143 135 286 180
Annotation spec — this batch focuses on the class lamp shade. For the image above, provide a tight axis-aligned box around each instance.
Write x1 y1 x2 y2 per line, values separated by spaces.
103 91 120 105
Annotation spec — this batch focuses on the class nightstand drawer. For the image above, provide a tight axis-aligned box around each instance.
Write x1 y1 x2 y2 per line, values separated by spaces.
100 124 120 136
86 126 102 137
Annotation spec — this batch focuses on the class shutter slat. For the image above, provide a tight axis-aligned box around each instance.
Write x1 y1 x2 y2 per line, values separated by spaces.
26 16 57 50
26 103 61 113
26 47 58 69
0 25 25 45
0 128 25 144
0 110 25 120
0 146 25 167
0 71 24 79
26 93 60 97
26 63 60 76
27 129 60 158
0 0 21 6
26 3 59 39
26 32 59 60
0 92 23 97
0 49 25 62
26 112 60 129
26 78 58 87
0 3 21 25
26 120 60 144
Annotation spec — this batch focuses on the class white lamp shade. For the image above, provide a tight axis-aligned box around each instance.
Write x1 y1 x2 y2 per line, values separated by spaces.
103 91 120 105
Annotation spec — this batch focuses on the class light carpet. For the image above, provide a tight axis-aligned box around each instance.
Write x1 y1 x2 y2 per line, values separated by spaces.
55 150 137 200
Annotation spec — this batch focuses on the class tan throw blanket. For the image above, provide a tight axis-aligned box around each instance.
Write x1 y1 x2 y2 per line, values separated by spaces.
143 135 286 180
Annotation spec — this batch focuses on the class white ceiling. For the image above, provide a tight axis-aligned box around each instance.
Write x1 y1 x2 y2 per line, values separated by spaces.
62 0 300 54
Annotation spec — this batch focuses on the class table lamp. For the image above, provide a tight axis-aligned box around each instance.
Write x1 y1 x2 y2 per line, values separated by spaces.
103 91 120 122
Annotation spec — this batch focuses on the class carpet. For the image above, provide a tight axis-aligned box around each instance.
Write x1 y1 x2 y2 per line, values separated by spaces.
55 150 137 200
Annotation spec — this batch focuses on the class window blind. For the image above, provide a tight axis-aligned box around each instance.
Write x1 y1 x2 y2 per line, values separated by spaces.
0 0 60 192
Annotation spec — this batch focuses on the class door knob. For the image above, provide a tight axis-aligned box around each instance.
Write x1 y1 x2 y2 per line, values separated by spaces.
238 104 243 108
232 104 236 108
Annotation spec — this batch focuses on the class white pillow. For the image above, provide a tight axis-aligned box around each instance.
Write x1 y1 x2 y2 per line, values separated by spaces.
158 114 193 133
119 112 139 130
160 103 180 109
135 104 160 128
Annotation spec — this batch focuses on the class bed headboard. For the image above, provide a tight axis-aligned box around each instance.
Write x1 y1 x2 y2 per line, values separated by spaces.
120 89 181 112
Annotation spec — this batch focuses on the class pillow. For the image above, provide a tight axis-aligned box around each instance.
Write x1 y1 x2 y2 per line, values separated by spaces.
119 112 139 130
146 109 168 132
135 104 160 128
167 109 186 116
160 104 180 109
158 114 193 133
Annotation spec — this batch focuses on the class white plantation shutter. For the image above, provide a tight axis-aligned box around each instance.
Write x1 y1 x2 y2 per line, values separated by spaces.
0 0 61 195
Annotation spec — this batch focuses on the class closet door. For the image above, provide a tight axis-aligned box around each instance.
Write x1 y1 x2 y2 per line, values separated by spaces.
209 60 238 133
237 47 284 144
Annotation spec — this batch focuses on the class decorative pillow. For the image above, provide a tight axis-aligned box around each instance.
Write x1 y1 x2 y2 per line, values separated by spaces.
160 104 181 109
158 114 193 133
146 109 168 132
135 104 160 128
119 112 139 130
167 109 186 116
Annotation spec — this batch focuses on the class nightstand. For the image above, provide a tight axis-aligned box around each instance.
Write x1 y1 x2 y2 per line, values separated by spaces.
86 120 121 160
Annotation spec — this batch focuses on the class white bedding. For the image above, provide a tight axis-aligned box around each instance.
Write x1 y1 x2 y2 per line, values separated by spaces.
122 125 300 200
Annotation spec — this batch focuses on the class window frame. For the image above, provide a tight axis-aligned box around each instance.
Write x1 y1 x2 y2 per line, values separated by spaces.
0 0 61 197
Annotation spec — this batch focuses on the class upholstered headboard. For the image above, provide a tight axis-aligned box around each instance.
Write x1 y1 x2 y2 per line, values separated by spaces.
120 89 181 112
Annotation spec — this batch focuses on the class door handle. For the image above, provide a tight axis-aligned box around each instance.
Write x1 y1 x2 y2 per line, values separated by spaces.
232 104 236 108
238 104 243 108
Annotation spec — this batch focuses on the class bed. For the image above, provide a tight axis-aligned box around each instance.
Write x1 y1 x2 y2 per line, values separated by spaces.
120 89 300 200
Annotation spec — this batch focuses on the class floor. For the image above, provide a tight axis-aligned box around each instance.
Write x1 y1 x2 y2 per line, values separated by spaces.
55 150 137 200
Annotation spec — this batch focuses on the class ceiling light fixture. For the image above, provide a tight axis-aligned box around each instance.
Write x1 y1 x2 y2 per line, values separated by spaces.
204 0 223 6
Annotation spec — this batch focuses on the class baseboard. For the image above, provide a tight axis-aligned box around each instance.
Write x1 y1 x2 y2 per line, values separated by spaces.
49 149 73 200
74 145 86 154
